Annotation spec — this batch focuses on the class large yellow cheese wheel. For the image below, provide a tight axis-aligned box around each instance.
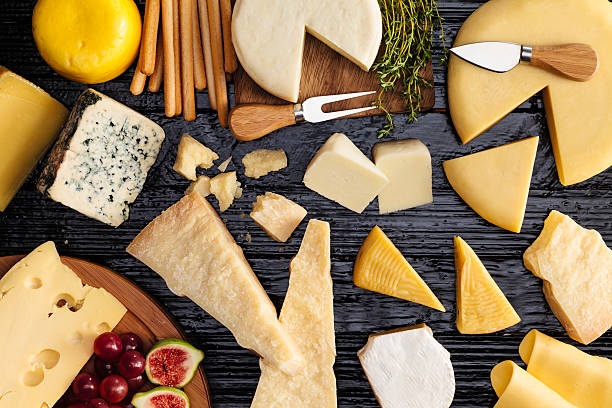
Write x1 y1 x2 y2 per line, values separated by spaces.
32 0 142 84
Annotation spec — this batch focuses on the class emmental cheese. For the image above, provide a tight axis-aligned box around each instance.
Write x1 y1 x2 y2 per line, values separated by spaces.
0 242 126 408
126 193 304 375
251 220 336 408
250 193 307 243
523 211 612 344
443 137 538 233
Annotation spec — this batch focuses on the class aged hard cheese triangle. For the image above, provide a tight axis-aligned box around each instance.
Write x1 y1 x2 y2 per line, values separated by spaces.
443 136 538 233
523 211 612 344
448 0 612 185
251 219 336 408
250 192 307 243
354 226 445 312
126 193 304 375
454 237 520 334
0 242 126 408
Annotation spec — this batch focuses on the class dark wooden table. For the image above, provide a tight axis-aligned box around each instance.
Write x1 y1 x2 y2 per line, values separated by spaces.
1 1 610 407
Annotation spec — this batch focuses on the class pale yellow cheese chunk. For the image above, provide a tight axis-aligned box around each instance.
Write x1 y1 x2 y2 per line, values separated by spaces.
251 219 336 408
185 175 211 197
250 192 307 243
373 139 433 214
448 0 612 186
126 193 304 375
303 133 389 213
242 149 287 179
217 156 232 172
173 134 219 180
523 211 612 344
210 172 241 212
443 137 538 233
0 242 126 408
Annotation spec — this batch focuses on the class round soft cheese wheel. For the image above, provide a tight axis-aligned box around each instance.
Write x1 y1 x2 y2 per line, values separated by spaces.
32 0 142 84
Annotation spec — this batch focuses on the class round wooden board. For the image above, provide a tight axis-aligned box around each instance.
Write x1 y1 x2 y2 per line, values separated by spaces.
0 255 212 408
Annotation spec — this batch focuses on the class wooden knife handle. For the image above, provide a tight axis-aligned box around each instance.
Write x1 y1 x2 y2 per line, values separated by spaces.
530 44 598 82
229 104 296 141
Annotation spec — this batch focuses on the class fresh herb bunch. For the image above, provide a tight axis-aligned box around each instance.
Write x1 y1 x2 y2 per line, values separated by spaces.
374 0 446 137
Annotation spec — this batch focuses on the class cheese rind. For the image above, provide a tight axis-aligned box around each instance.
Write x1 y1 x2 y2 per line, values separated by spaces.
126 193 304 375
210 172 241 212
242 149 287 179
523 211 612 344
173 134 219 180
250 192 307 243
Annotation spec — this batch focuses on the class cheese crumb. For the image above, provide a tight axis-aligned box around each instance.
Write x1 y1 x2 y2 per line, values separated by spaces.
242 149 287 179
173 134 219 180
218 156 232 172
250 192 307 242
210 172 242 212
185 175 211 196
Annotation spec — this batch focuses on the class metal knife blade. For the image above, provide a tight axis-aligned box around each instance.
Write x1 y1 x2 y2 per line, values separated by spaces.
450 42 524 73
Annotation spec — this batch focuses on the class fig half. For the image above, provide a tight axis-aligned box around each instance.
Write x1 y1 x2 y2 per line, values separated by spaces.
145 338 204 388
132 386 190 408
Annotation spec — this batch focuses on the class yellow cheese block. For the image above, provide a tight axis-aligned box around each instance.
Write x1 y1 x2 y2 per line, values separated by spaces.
251 220 336 407
443 137 538 233
0 242 126 408
519 329 612 407
0 67 68 211
250 192 307 243
448 0 612 186
523 211 612 344
454 236 520 334
32 0 141 84
354 226 445 312
490 361 577 408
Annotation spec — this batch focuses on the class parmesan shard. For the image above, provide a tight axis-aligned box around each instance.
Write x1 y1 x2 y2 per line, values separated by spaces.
210 172 241 212
185 175 211 197
173 134 219 180
126 193 304 375
217 156 232 172
251 219 336 408
250 193 307 243
242 149 287 179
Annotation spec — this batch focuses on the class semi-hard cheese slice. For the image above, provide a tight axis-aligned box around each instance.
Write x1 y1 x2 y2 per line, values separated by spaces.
251 219 336 407
0 242 126 408
358 324 455 408
523 211 612 344
354 226 445 312
232 0 381 102
304 133 389 213
250 192 307 243
443 137 538 233
519 329 612 407
0 67 68 211
455 237 520 334
448 0 612 185
126 193 304 375
490 361 577 408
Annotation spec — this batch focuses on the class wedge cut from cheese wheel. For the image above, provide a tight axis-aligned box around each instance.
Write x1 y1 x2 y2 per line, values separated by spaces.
232 0 382 102
358 324 455 408
448 0 612 186
443 136 538 233
519 329 612 408
454 236 520 334
354 226 445 312
523 211 612 344
251 219 336 408
126 193 304 375
491 361 577 408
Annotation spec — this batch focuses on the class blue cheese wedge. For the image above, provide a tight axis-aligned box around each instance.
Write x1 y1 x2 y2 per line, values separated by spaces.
37 89 165 227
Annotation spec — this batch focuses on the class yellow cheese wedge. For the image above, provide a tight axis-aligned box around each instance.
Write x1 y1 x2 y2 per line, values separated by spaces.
443 137 538 233
448 0 612 185
454 236 520 334
354 226 445 312
0 67 68 211
519 330 612 407
490 361 577 408
250 192 307 243
251 220 336 407
523 211 612 344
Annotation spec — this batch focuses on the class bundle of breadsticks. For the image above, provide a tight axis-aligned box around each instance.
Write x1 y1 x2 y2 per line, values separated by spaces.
130 0 237 126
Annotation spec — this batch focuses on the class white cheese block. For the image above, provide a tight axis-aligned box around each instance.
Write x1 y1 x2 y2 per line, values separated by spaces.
0 242 126 408
251 219 336 407
232 0 382 102
372 139 433 214
303 133 389 213
37 89 165 227
358 324 455 408
126 193 304 375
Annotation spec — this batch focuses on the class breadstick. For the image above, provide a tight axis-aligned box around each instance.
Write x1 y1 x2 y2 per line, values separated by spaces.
141 0 161 75
130 67 147 95
206 0 229 127
220 0 237 73
149 30 164 92
173 0 182 115
161 0 176 116
198 0 217 110
192 0 206 90
180 0 195 121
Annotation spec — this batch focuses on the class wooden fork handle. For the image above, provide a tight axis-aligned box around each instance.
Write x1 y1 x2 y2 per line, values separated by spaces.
229 104 297 141
529 44 599 82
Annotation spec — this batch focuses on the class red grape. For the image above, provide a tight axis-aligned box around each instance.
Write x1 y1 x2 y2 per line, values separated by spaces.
94 355 115 378
99 375 129 403
125 374 145 392
120 333 144 353
72 372 99 401
67 403 88 408
89 398 110 408
94 332 123 362
117 351 145 378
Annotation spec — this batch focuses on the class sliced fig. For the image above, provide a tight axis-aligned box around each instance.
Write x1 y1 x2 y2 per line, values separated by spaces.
145 338 204 388
131 386 190 408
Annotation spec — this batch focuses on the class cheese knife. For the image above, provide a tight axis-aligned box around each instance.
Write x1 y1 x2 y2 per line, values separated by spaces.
450 42 599 82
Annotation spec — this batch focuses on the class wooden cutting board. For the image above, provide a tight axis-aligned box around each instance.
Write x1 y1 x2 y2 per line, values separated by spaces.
0 255 212 408
234 33 434 117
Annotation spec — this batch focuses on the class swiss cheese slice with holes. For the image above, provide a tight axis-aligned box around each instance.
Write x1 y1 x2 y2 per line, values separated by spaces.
448 0 612 186
0 242 126 408
232 0 382 102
